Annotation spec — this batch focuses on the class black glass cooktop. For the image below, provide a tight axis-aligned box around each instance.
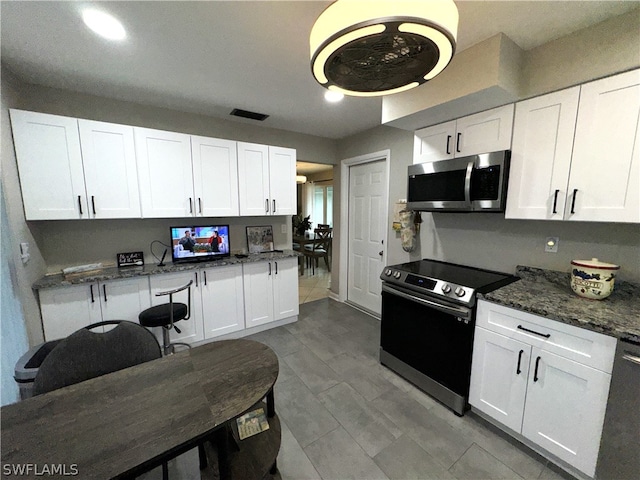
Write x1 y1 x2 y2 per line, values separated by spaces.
392 259 518 292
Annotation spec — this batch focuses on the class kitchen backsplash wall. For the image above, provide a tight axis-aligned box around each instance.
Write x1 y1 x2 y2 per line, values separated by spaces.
30 217 293 273
410 213 640 283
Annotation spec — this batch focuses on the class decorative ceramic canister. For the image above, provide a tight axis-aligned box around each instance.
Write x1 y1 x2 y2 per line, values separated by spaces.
570 258 620 300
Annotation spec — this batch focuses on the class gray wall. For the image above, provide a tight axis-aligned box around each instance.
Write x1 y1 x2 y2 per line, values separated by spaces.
1 70 338 345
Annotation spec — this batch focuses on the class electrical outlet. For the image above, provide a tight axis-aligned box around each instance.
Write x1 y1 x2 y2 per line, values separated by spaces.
545 237 559 253
281 224 287 234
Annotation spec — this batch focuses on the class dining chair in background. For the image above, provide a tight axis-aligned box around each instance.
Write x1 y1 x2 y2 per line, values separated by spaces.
303 228 332 274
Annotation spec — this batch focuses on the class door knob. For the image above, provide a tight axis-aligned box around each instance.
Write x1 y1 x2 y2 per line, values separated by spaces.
379 251 383 256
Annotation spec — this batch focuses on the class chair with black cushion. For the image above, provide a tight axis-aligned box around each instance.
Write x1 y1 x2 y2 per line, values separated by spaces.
303 228 332 274
139 280 193 356
32 320 161 396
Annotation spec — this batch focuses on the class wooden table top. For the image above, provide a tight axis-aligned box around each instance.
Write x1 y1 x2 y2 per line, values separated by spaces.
1 339 279 479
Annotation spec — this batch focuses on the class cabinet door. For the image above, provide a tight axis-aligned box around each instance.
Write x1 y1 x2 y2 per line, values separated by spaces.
273 257 299 320
455 104 514 157
506 87 579 220
99 277 150 324
39 284 102 341
469 327 531 433
413 120 456 164
135 127 194 218
201 265 245 339
149 271 203 345
10 110 87 220
191 136 239 217
269 146 297 215
568 69 640 223
522 348 611 477
237 142 270 216
243 261 274 327
78 120 141 219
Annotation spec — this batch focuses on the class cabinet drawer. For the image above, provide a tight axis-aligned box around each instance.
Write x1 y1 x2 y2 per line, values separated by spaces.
477 300 616 373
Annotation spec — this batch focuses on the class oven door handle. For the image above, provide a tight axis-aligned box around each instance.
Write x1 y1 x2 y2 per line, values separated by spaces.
382 284 471 319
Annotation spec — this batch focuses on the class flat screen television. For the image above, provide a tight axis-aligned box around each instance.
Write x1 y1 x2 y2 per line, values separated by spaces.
170 225 230 264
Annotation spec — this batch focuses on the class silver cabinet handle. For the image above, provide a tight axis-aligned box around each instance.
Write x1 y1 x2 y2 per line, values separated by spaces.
265 199 269 213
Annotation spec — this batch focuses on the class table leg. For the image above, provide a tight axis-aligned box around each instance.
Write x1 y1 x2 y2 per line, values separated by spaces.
215 426 230 480
266 388 275 418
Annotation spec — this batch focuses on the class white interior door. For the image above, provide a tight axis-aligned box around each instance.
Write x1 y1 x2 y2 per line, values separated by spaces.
347 159 387 315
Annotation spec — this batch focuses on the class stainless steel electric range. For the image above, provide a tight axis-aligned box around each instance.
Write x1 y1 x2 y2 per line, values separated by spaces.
379 259 518 415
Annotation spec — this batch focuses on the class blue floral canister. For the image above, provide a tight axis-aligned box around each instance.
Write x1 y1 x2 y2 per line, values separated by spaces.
570 258 620 300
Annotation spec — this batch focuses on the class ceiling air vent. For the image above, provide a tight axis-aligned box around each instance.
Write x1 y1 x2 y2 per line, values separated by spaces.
230 108 269 121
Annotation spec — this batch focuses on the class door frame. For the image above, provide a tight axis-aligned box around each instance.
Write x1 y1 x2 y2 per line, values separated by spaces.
338 150 390 307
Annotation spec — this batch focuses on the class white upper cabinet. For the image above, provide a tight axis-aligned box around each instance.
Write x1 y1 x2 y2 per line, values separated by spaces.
10 110 141 220
567 69 640 223
134 127 194 218
237 142 270 216
413 120 456 163
414 105 514 164
10 110 87 220
191 136 239 217
506 87 580 220
237 142 296 216
507 69 640 223
78 119 141 219
268 146 297 215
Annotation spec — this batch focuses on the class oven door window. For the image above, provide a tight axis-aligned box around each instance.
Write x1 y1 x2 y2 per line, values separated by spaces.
380 291 474 396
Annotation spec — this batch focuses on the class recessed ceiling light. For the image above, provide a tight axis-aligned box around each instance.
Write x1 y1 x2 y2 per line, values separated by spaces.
324 90 344 103
82 8 126 41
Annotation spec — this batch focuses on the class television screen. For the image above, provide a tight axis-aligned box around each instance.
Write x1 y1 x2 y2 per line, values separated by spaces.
170 225 230 264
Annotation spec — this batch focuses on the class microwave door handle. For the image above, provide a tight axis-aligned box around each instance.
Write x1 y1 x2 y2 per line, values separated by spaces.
464 161 473 207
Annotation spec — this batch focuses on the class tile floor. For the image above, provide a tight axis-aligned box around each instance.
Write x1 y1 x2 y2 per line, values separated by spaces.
147 298 577 480
298 261 330 304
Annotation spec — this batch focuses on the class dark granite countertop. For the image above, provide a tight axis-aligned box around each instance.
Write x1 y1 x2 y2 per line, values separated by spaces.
479 266 640 343
34 250 302 290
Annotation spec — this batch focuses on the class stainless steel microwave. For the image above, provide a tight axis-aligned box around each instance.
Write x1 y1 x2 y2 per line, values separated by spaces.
407 150 510 212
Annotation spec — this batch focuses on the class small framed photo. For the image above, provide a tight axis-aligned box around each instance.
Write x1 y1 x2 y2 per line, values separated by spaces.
246 226 274 254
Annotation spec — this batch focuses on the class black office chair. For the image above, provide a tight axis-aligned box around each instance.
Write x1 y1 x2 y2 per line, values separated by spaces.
139 280 193 356
32 320 161 396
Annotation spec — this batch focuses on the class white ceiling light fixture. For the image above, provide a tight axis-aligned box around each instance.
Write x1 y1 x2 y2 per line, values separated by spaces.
310 0 458 97
296 175 308 184
82 8 126 41
324 90 344 103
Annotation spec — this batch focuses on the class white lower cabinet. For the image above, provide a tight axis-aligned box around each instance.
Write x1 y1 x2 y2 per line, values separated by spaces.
40 277 151 341
243 258 299 328
39 259 297 345
148 265 245 345
470 300 616 477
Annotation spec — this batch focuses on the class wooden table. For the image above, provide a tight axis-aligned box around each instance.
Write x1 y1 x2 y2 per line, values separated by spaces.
1 339 280 479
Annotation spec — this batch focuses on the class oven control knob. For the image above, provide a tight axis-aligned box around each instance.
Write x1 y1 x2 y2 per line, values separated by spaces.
441 284 452 294
384 269 393 276
393 271 402 279
454 287 466 297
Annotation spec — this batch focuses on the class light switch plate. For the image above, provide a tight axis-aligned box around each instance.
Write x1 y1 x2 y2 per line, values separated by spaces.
281 224 287 234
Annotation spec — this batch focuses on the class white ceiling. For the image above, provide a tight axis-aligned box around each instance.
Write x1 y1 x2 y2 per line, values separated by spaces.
1 1 637 140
